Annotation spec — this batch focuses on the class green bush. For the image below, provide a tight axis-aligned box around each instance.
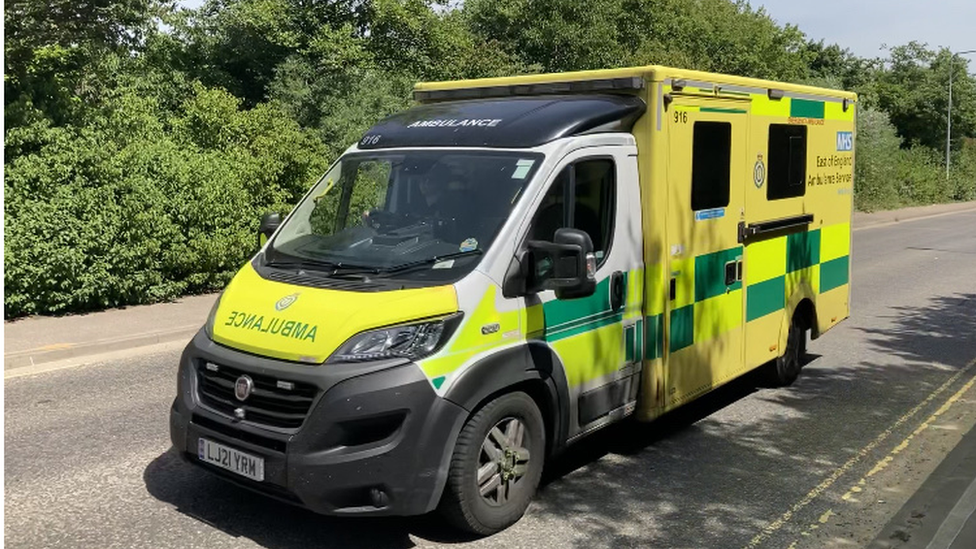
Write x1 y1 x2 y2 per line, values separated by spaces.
949 140 976 201
893 146 950 205
855 107 968 211
854 107 902 211
4 85 328 317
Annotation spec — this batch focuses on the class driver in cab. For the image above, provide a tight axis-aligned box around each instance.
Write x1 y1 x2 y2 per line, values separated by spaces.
414 165 464 219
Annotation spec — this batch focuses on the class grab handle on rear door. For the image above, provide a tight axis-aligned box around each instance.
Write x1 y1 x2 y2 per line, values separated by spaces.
738 214 814 243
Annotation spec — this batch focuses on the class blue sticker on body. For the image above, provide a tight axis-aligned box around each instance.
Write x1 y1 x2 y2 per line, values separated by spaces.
694 208 725 221
459 237 479 252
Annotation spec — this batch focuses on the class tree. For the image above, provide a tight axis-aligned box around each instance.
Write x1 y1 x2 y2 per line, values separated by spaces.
873 42 976 151
463 0 810 81
4 0 169 125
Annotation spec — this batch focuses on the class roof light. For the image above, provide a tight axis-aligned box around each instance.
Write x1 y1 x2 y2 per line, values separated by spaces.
413 77 644 103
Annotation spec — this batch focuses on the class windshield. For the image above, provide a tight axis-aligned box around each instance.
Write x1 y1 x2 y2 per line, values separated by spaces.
266 150 544 284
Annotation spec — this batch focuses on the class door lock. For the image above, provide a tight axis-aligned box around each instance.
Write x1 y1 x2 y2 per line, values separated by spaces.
724 259 743 286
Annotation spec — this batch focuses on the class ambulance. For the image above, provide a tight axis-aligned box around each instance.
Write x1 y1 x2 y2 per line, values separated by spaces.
170 65 855 534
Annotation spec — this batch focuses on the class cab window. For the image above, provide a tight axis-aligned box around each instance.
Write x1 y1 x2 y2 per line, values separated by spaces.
530 158 616 263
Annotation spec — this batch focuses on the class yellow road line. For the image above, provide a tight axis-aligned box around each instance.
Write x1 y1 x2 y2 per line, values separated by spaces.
743 356 976 549
842 372 976 501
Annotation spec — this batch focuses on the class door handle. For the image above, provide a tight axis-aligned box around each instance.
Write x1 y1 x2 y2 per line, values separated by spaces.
610 271 625 311
669 277 677 301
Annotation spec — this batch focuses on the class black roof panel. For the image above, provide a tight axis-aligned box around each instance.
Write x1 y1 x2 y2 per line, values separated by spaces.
358 95 646 150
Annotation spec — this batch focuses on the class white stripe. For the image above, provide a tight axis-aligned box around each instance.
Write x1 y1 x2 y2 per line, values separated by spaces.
925 475 976 549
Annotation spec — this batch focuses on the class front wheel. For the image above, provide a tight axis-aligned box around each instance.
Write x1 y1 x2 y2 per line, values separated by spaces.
439 392 546 535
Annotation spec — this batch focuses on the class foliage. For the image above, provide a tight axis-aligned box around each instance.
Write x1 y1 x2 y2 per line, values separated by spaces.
868 43 976 151
949 139 976 202
4 0 976 316
4 84 327 316
853 107 902 211
464 0 809 80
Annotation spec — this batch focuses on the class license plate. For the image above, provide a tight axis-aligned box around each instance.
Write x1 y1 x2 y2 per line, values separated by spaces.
198 438 265 482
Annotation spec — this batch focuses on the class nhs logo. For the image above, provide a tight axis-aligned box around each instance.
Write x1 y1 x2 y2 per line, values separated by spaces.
836 131 853 151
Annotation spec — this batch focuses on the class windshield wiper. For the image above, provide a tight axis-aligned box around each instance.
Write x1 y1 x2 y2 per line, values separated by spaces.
265 257 380 276
379 250 484 275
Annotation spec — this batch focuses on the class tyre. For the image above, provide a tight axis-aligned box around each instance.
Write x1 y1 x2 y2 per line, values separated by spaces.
439 391 546 535
764 313 806 387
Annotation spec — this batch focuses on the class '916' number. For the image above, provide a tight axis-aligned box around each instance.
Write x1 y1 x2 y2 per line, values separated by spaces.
673 111 688 124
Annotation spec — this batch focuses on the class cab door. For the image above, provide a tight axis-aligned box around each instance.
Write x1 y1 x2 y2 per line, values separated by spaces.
525 141 644 438
664 96 748 408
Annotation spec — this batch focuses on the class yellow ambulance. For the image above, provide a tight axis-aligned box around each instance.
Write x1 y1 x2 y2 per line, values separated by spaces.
170 65 855 534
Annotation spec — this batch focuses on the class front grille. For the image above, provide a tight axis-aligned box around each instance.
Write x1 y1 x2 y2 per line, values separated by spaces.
196 362 317 429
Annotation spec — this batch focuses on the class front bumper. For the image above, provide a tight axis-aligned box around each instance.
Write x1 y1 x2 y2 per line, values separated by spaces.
169 330 467 516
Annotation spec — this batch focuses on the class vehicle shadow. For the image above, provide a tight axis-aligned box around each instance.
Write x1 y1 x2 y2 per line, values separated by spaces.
143 366 769 549
143 450 479 549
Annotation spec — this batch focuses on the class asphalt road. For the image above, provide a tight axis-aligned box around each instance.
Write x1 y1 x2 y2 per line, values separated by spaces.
6 210 976 549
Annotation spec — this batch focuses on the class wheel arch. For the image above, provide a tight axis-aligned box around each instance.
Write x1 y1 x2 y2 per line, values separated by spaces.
443 342 571 459
778 281 819 354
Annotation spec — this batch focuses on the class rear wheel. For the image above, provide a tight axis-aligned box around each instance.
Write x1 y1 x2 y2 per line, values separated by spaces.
439 392 545 535
765 314 806 387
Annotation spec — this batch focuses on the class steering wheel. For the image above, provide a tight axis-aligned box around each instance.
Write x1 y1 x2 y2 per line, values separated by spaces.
363 209 425 230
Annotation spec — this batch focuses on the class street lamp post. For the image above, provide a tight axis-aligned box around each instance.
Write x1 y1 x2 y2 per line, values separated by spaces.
946 49 976 179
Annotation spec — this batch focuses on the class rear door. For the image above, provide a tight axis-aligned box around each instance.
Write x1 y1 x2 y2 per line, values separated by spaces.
664 96 748 408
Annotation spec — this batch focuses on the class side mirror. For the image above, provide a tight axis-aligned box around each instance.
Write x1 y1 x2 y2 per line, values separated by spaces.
523 228 597 300
258 212 281 247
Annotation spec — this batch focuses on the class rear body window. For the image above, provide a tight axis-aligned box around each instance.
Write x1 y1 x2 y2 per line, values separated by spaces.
691 121 732 211
767 124 807 200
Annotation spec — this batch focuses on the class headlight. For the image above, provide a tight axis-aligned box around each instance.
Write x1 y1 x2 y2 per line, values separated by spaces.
203 293 223 340
328 314 462 364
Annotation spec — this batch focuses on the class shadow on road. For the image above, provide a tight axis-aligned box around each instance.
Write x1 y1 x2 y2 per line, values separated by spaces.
143 292 976 549
857 293 976 369
144 449 482 548
143 373 766 549
520 292 976 549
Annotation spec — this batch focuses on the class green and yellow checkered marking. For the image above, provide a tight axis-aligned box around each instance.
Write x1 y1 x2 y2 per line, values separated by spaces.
667 246 744 353
662 223 850 354
743 222 850 323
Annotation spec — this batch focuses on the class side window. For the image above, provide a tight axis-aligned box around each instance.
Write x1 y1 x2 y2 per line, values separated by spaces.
691 121 732 210
530 158 615 262
310 160 391 234
767 124 807 200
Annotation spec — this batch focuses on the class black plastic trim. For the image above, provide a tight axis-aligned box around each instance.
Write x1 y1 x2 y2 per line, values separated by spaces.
443 342 571 455
578 375 636 425
359 95 646 150
738 214 814 243
413 77 644 103
170 330 467 516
